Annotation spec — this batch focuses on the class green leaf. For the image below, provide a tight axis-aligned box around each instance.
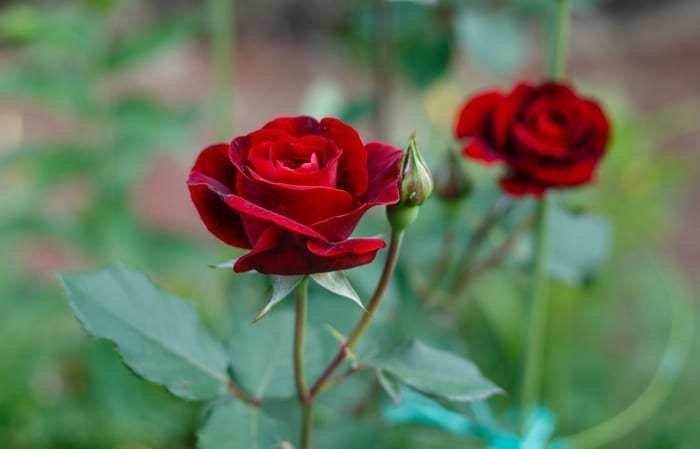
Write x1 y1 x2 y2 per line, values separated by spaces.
58 264 230 401
197 400 290 449
368 339 502 402
377 369 402 405
546 205 612 284
311 272 365 311
252 275 304 323
229 309 325 400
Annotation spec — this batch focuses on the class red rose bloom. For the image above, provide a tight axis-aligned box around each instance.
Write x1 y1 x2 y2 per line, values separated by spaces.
454 81 610 196
188 116 404 275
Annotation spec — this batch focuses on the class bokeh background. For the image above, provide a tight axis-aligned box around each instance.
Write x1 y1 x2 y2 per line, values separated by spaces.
0 0 698 448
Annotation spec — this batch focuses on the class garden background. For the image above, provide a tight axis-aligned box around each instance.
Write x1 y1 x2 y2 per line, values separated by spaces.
0 0 698 448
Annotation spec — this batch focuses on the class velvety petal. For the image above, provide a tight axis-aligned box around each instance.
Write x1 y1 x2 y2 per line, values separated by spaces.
218 189 329 241
187 144 251 249
572 99 610 156
454 91 504 140
530 159 599 186
363 142 403 204
229 129 295 171
233 227 385 275
309 142 401 241
493 83 535 149
319 117 369 198
244 169 354 226
522 98 578 142
462 138 503 163
512 124 573 158
263 116 322 137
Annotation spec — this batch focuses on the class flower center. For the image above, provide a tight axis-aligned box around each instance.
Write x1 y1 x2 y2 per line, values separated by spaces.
277 152 320 172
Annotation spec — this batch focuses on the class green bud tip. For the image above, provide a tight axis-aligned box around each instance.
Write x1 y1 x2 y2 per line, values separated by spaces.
387 133 434 232
397 132 433 208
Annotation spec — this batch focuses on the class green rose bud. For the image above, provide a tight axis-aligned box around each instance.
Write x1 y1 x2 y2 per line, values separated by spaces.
387 133 433 232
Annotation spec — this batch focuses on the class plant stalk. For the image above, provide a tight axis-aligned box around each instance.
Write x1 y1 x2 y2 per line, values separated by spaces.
294 276 311 448
520 194 551 414
209 0 234 139
309 231 405 397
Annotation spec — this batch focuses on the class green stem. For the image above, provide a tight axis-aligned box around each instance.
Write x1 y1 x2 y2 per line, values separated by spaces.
310 231 405 397
300 401 313 449
520 0 570 418
294 277 310 403
371 0 392 140
294 276 311 448
209 0 234 139
520 194 551 414
548 0 570 81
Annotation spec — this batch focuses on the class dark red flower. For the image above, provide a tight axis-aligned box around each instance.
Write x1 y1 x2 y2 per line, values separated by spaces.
188 116 403 275
454 82 610 196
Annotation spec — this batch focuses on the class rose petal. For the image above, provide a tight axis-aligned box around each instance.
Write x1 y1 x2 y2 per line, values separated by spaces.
216 189 329 241
463 138 502 163
493 83 535 150
263 116 322 136
243 170 354 226
233 227 385 275
230 129 295 171
308 142 402 241
512 124 572 158
187 144 251 249
319 117 369 198
454 90 504 141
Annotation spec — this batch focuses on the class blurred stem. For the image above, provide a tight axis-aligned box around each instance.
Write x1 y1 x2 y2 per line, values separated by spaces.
446 197 513 297
424 212 457 290
310 231 405 397
564 264 695 449
371 0 392 141
209 0 234 139
521 0 570 418
294 276 311 448
548 0 570 80
520 194 551 415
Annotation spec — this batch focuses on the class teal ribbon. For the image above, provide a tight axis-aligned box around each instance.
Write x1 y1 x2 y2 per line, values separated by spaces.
383 389 567 449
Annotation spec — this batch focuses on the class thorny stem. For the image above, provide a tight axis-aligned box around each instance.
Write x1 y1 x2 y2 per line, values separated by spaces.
309 231 405 398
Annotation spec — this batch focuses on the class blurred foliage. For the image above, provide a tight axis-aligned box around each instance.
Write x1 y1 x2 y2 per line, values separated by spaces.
0 0 697 448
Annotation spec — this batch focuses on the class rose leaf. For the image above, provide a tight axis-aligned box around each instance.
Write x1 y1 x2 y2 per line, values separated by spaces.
58 264 230 401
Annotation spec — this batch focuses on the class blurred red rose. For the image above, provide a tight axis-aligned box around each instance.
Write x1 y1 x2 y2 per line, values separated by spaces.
454 82 610 196
188 116 403 275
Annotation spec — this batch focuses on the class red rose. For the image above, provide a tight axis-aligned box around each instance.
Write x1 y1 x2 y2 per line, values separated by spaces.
188 116 404 275
454 81 610 196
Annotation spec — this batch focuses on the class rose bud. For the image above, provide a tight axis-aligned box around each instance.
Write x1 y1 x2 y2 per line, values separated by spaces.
454 81 610 196
387 133 433 232
434 149 472 204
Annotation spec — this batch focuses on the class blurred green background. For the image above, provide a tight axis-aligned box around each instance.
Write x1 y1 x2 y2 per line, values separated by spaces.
0 0 698 448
